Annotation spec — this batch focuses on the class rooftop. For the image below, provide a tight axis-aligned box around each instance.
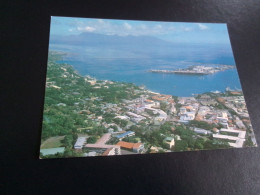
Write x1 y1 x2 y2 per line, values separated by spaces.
116 131 135 139
116 141 142 149
96 133 111 145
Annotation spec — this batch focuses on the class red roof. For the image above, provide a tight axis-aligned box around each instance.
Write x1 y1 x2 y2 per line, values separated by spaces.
116 141 142 149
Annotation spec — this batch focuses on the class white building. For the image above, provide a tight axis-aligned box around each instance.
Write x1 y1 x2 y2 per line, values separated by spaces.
180 112 195 121
74 137 87 149
213 128 246 148
164 137 175 149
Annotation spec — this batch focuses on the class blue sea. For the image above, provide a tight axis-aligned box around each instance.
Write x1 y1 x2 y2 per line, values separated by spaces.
57 57 242 97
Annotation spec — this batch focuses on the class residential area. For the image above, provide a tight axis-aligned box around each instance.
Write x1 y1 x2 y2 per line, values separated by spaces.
40 52 257 158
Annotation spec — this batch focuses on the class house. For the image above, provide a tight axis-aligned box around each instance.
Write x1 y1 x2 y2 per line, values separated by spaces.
194 128 209 135
180 112 195 121
116 141 144 153
163 137 175 149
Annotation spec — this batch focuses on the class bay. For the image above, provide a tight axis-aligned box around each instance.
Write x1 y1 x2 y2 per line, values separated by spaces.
57 57 242 97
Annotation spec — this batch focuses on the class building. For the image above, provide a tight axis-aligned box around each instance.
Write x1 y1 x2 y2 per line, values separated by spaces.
84 151 97 157
115 131 135 140
84 133 122 155
180 112 195 121
163 137 175 149
74 137 87 149
126 112 146 123
85 144 121 155
213 128 246 148
115 115 130 120
116 141 144 153
102 148 119 156
194 128 210 135
151 95 172 102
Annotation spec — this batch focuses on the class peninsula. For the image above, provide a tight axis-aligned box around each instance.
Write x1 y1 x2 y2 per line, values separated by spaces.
149 65 234 75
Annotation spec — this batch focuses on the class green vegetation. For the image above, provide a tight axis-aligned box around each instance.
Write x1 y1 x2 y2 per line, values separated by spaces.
106 137 120 145
87 136 99 144
160 102 168 112
172 125 230 151
244 136 255 147
40 136 64 149
174 140 188 152
62 134 78 149
188 120 218 130
122 136 139 143
113 118 128 127
42 52 141 142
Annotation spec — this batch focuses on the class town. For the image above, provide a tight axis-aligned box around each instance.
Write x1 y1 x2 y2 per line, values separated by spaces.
40 52 256 158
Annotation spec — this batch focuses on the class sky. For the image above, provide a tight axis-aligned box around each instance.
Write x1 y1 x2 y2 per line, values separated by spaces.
50 16 232 45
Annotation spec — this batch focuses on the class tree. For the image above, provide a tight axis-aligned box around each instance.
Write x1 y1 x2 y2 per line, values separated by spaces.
122 136 138 143
194 138 204 150
203 139 230 150
173 140 188 152
189 120 216 130
87 136 98 144
159 122 172 134
244 137 254 147
160 102 168 112
62 135 74 149
113 118 128 128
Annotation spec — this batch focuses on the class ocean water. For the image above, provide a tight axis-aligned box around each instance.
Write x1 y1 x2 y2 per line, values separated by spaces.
57 57 242 97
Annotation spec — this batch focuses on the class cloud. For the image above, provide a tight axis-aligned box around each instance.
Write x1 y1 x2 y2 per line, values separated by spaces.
155 25 162 29
97 19 104 24
65 18 207 37
77 26 96 32
183 27 193 32
124 22 132 30
140 24 147 30
198 23 209 30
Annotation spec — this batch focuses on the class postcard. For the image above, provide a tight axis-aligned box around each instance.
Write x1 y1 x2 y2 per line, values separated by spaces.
40 16 257 158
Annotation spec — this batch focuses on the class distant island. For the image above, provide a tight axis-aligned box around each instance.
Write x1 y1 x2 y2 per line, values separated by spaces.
149 65 234 75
